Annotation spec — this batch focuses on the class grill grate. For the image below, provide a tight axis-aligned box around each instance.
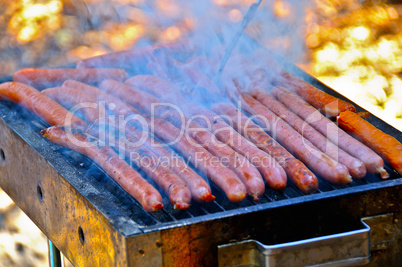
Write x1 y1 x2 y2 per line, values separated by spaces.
1 70 401 234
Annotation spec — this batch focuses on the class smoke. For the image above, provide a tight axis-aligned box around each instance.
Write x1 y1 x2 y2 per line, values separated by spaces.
176 0 315 62
250 0 314 62
133 0 318 107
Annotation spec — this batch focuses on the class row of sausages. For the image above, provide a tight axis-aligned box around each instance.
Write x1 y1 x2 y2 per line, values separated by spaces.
0 42 401 212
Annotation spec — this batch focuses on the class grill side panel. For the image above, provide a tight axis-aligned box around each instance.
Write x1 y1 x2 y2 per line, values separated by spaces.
0 112 132 266
152 187 402 266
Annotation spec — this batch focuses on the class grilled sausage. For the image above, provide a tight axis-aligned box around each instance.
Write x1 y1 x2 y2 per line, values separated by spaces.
114 132 192 210
338 110 402 176
241 93 352 185
0 82 86 129
41 125 163 212
271 86 388 178
13 68 128 89
252 89 367 179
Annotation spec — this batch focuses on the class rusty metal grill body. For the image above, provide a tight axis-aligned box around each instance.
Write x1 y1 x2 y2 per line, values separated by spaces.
0 39 402 266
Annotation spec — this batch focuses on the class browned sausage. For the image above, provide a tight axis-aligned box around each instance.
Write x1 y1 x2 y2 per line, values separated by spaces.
112 132 192 210
337 110 401 176
0 82 86 129
41 125 163 212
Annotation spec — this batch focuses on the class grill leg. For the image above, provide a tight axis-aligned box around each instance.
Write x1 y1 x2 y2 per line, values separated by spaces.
48 239 65 267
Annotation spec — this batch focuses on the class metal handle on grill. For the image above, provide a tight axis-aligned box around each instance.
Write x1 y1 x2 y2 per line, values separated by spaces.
218 219 370 267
